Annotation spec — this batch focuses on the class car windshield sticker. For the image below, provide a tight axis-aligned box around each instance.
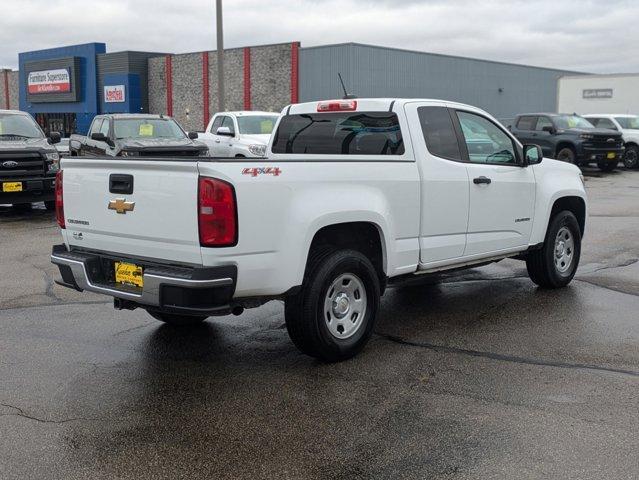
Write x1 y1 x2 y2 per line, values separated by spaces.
260 120 274 134
567 117 578 128
139 124 154 136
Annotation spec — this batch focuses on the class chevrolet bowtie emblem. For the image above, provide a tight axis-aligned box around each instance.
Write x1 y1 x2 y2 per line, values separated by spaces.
108 198 135 214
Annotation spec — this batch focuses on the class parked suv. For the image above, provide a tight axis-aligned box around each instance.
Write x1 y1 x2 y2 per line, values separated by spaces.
0 109 61 209
583 114 639 169
510 113 624 171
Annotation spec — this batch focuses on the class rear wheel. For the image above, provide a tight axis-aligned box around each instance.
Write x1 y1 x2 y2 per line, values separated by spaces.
556 147 576 164
285 249 381 362
623 145 639 169
147 311 208 326
526 210 581 288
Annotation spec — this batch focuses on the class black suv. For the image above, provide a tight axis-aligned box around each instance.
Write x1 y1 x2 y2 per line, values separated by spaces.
510 113 624 171
0 109 61 209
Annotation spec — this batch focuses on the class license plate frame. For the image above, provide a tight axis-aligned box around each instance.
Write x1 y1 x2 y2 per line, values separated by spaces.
114 261 144 288
2 182 23 192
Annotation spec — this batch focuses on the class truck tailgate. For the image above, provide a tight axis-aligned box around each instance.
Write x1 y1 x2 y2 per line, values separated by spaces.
61 158 202 265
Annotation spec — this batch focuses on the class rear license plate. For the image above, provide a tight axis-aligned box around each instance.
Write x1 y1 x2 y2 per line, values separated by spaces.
2 182 23 192
114 261 144 288
607 152 616 159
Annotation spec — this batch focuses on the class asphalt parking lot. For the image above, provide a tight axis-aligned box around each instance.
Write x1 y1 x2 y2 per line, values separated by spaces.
1 168 638 480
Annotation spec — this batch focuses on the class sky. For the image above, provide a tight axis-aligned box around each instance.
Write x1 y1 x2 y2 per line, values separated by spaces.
1 0 638 73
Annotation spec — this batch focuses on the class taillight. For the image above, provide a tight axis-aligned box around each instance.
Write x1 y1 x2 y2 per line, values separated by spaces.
55 170 65 229
317 100 357 112
198 177 237 247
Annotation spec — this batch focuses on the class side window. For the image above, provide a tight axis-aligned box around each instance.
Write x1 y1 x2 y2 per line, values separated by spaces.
535 116 554 131
210 116 223 133
89 118 103 136
593 118 617 130
221 116 235 135
456 111 519 165
417 106 462 161
516 116 537 130
99 118 110 137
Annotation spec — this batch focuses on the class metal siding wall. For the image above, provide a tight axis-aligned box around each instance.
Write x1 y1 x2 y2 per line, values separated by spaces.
299 44 578 120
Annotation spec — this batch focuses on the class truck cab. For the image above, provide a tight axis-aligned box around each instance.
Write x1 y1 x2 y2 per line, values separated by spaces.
510 113 624 171
69 114 208 158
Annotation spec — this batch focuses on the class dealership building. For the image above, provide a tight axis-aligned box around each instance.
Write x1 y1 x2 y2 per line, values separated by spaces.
0 41 580 135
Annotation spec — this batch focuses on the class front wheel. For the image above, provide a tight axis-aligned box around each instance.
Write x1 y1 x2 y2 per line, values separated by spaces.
147 310 208 326
285 249 381 362
556 147 576 164
526 210 581 288
623 145 639 169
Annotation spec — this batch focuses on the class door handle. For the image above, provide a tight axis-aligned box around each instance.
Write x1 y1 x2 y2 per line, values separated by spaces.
473 176 492 185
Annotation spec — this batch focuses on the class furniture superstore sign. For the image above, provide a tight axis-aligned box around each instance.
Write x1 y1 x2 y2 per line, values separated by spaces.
27 69 71 94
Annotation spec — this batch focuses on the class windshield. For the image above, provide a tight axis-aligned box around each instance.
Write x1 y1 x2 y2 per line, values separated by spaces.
0 113 44 140
113 118 186 140
554 115 594 129
237 115 279 135
615 116 639 129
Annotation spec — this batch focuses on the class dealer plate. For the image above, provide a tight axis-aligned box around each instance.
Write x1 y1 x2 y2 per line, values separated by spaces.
114 261 144 288
2 182 23 192
607 152 616 159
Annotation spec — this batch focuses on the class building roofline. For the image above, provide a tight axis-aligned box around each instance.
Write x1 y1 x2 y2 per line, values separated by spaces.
168 41 300 58
300 42 586 74
560 72 639 80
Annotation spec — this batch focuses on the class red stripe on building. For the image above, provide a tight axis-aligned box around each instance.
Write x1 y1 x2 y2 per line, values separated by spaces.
243 47 251 110
202 52 209 129
165 55 173 116
290 42 300 104
3 71 9 109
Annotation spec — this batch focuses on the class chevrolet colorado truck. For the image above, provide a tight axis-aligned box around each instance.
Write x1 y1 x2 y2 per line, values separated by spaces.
510 113 624 171
583 114 639 169
198 111 279 157
51 98 587 362
0 109 61 209
69 114 208 158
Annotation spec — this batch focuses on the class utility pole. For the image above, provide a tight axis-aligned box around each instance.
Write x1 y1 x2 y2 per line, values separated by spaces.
216 0 225 111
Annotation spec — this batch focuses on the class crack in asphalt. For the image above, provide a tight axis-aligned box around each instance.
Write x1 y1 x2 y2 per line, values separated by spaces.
0 402 100 425
375 333 639 378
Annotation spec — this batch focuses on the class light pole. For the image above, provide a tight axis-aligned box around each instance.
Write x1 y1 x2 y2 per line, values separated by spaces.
216 0 225 112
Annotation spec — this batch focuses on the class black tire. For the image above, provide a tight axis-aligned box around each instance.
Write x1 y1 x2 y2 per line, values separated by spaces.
526 210 581 288
285 249 381 362
623 145 639 169
44 200 56 211
597 159 617 172
147 310 208 326
556 147 576 164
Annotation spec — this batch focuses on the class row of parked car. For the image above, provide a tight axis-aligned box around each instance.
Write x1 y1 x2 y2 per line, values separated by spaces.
507 112 639 171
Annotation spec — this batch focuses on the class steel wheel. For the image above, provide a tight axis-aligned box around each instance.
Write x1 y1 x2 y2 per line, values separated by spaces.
554 226 574 275
623 147 638 169
323 273 367 339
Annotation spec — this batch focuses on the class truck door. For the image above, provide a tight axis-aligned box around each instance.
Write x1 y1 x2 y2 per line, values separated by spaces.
96 117 111 156
404 102 469 266
533 116 555 157
511 115 538 145
452 108 535 257
84 118 103 156
215 116 235 157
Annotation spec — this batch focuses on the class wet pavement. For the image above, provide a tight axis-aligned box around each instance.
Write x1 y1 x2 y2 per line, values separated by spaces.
1 168 638 479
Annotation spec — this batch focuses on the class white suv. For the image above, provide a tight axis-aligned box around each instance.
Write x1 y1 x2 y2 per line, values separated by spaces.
199 111 279 158
583 114 639 168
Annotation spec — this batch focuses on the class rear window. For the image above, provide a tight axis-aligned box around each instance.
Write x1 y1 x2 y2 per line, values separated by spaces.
271 112 405 155
417 106 461 161
516 116 537 130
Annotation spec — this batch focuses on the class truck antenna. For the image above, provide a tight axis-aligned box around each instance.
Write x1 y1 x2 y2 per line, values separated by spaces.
338 73 357 100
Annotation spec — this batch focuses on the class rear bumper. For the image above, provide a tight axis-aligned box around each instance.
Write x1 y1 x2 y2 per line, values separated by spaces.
0 176 55 204
50 244 237 315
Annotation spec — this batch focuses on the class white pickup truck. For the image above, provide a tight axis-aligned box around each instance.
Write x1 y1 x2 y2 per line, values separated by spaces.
583 114 639 169
51 98 587 362
198 111 279 157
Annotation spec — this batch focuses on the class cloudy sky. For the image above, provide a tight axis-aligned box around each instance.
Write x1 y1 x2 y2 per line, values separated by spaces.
1 0 638 72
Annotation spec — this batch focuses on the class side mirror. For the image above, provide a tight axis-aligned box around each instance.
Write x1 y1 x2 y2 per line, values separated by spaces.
542 125 556 135
91 132 108 142
216 126 234 137
523 144 543 166
188 131 199 140
48 131 61 144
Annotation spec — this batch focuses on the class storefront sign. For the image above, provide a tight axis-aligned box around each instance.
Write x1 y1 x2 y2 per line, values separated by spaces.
27 69 71 94
583 88 613 99
104 85 126 103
